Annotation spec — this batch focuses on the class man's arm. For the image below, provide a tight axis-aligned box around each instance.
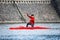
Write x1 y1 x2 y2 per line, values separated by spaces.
27 13 32 18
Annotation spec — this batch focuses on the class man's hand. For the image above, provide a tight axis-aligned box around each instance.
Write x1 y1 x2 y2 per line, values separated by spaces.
26 13 30 17
26 13 28 15
26 13 29 16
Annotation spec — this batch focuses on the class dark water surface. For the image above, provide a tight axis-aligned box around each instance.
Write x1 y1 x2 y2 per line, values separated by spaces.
0 35 60 40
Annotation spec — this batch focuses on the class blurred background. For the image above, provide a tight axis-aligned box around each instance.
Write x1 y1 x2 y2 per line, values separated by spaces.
0 0 60 23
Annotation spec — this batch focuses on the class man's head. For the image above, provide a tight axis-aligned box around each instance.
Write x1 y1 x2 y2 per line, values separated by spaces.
31 14 34 16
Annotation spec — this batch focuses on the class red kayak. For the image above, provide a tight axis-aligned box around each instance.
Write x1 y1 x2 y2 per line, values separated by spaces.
9 26 50 30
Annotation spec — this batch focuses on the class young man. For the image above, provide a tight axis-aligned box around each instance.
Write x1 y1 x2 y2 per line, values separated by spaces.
26 13 35 27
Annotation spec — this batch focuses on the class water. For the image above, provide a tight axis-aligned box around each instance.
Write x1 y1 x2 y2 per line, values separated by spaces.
0 23 60 40
0 35 60 40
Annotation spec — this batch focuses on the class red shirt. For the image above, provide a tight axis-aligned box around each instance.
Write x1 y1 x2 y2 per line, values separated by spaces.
27 15 35 24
